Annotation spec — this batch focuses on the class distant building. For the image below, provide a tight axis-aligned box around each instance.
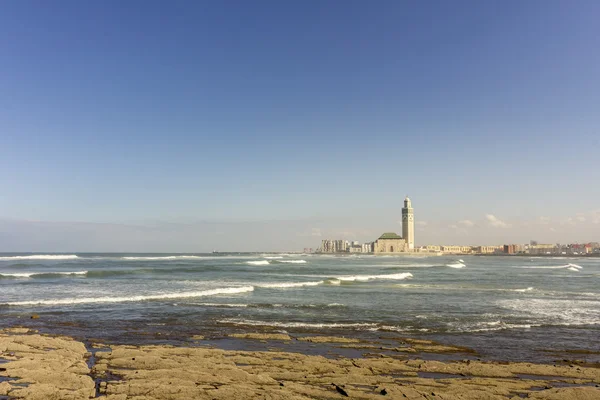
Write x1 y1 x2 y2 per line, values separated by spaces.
503 244 518 254
474 246 501 254
373 232 407 253
362 242 373 253
528 244 555 255
440 245 465 253
402 197 415 250
372 196 415 253
348 245 363 253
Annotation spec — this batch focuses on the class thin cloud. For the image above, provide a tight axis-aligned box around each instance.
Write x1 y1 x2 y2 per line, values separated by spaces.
538 216 551 225
458 219 475 227
485 214 509 228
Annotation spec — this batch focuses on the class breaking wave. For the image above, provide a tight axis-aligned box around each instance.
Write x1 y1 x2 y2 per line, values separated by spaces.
511 287 534 292
0 255 79 261
516 263 582 271
335 272 413 282
277 260 307 264
3 286 254 306
462 321 538 333
256 281 323 289
122 256 204 260
218 318 379 329
446 262 466 269
497 298 600 326
246 260 270 266
0 271 88 279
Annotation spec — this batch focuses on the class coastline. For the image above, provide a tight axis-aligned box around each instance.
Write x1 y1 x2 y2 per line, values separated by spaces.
1 327 599 399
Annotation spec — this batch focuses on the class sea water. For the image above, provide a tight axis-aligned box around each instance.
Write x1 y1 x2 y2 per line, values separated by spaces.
0 253 598 362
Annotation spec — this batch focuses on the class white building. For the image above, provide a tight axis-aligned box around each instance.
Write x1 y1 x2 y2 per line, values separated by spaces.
402 196 415 250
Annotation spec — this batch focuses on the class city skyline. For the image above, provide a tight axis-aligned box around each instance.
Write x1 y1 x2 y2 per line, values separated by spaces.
1 203 599 252
2 1 600 251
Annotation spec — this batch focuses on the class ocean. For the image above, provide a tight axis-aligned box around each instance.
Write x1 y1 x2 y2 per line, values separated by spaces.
1 253 598 363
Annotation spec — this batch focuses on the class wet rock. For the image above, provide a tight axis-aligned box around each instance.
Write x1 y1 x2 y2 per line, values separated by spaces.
332 383 349 397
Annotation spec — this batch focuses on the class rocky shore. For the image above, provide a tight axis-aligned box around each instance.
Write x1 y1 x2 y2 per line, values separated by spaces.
1 327 599 399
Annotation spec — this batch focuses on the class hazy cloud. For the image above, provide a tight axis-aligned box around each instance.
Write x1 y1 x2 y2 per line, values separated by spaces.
538 216 551 225
458 219 475 227
485 214 509 228
416 221 428 226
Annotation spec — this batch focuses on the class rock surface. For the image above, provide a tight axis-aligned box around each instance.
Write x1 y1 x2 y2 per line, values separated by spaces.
1 328 599 399
0 328 95 399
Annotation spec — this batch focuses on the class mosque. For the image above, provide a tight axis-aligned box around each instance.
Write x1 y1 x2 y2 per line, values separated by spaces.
373 197 414 253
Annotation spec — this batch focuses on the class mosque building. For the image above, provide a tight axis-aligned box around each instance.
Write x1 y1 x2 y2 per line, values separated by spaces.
373 196 414 253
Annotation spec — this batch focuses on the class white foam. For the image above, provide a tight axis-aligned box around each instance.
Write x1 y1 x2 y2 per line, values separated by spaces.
0 255 79 261
246 260 270 266
122 256 204 260
446 262 466 269
257 281 324 288
512 287 534 292
325 279 341 285
0 272 36 278
466 322 536 332
497 298 600 326
219 318 378 329
263 256 283 259
335 272 413 282
278 260 307 264
0 271 88 278
517 264 583 270
4 286 254 306
188 303 249 308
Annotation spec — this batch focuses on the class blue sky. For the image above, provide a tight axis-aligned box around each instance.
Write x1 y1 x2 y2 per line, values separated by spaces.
1 1 599 251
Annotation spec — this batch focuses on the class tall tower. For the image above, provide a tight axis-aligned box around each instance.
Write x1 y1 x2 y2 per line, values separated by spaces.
402 196 414 250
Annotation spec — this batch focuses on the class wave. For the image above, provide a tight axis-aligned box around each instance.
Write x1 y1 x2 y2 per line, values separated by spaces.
187 302 249 308
3 286 254 306
497 298 600 326
516 263 583 271
263 256 283 259
464 321 538 333
187 302 345 310
277 260 307 264
0 255 79 261
121 256 204 260
511 287 534 292
446 262 466 269
246 260 270 266
0 271 88 278
335 272 413 282
218 318 378 329
257 281 323 289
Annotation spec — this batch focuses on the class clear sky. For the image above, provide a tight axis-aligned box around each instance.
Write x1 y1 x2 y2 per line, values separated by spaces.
1 1 599 251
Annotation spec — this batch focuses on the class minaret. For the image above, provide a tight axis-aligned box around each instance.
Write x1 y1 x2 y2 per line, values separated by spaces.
402 196 414 250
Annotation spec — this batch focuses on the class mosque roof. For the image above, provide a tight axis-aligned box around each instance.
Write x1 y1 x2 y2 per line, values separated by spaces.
378 232 403 240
